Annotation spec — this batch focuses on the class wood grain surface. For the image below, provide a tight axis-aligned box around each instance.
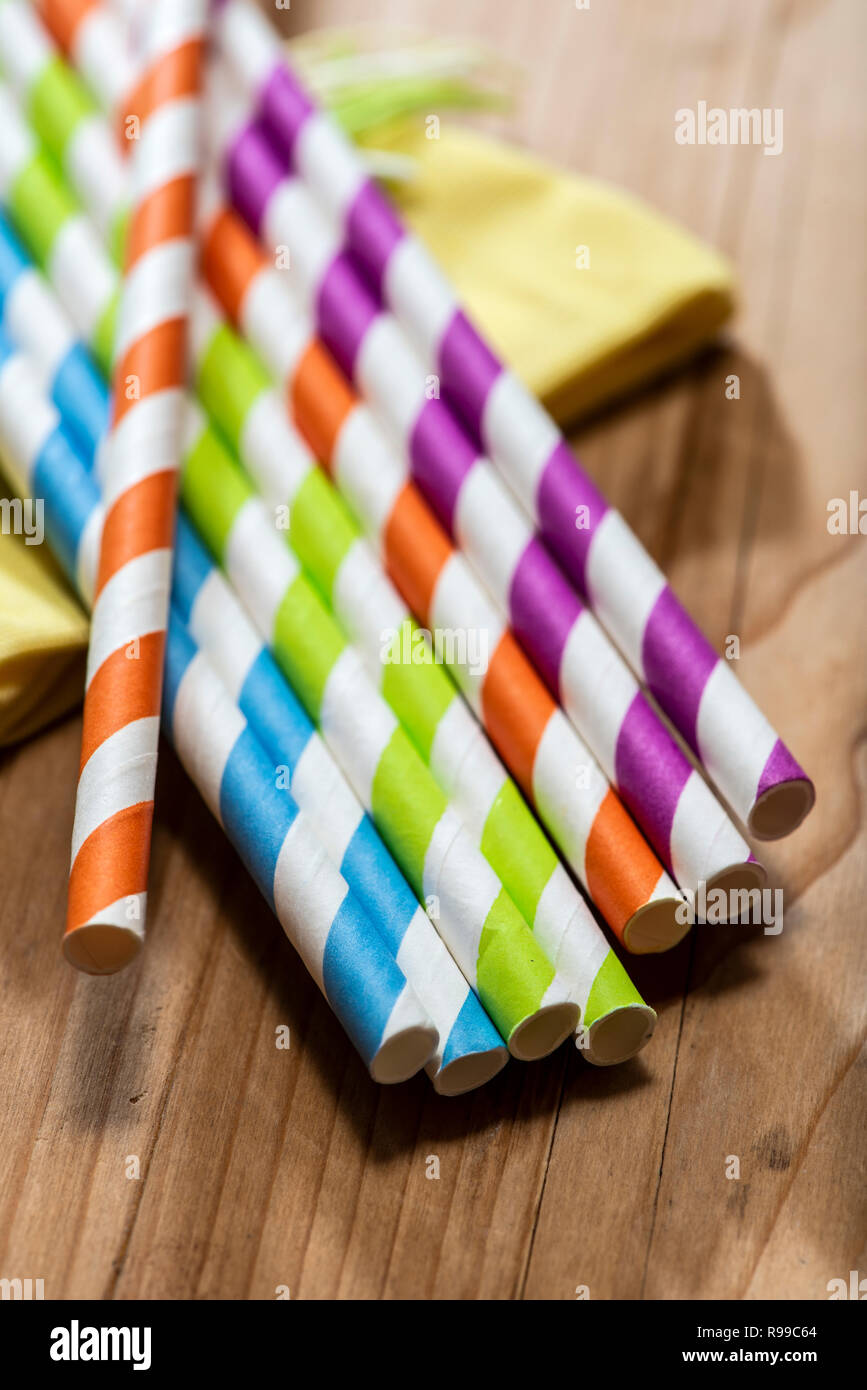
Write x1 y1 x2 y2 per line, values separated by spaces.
1 0 865 1300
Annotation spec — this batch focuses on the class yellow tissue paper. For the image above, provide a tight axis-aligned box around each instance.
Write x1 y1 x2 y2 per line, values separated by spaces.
0 518 88 745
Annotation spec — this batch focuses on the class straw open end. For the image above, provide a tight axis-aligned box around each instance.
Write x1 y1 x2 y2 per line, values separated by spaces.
62 924 143 975
623 897 690 954
432 1045 509 1097
370 1023 438 1084
509 1000 580 1061
582 1003 657 1067
749 777 815 840
706 860 767 921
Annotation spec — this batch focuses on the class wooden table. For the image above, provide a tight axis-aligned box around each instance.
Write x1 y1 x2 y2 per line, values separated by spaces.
1 0 864 1300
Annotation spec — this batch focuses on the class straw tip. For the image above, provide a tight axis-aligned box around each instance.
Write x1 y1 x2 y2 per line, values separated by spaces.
369 1023 439 1084
430 1045 509 1097
508 1000 580 1061
705 860 768 919
62 924 144 975
623 897 691 955
748 776 816 840
581 1003 657 1067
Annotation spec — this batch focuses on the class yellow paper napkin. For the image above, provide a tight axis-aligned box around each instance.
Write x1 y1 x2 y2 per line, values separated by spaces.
0 519 88 745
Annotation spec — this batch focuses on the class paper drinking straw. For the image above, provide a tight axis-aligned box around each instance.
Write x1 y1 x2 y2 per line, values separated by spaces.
207 87 766 912
165 611 438 1085
197 197 689 956
0 75 128 955
53 0 204 972
213 0 814 842
0 0 127 253
188 288 657 1055
0 36 189 969
0 335 438 1078
177 403 580 1059
0 217 507 1096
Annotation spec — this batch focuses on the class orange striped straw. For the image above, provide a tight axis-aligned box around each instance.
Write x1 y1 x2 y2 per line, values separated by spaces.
64 0 206 973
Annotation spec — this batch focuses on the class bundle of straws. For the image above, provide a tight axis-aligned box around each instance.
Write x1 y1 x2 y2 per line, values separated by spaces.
0 0 814 1096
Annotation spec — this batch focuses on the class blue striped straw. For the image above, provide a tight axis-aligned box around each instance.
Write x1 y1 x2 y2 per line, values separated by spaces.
0 323 439 1083
164 611 438 1082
